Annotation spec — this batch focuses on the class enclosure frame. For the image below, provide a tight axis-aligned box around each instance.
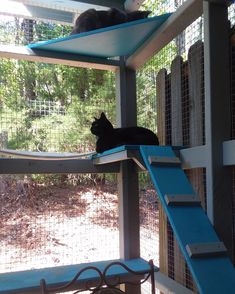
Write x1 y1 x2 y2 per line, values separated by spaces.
0 0 234 293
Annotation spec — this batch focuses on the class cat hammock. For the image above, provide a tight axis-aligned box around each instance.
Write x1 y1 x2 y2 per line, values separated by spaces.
0 149 96 160
28 13 172 58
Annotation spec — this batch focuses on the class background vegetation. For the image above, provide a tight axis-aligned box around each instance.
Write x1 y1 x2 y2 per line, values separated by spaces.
0 1 178 185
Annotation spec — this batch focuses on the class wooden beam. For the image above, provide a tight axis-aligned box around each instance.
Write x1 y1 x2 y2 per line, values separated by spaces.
126 0 203 70
154 272 195 294
70 0 125 9
116 58 140 294
179 146 207 169
223 140 235 166
0 45 120 71
14 0 112 12
0 158 120 174
1 1 74 24
203 0 233 260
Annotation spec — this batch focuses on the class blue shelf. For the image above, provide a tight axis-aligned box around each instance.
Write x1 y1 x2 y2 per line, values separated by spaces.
28 13 171 58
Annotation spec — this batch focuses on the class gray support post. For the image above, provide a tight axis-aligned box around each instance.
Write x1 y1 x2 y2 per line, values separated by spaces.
203 1 233 260
116 57 140 293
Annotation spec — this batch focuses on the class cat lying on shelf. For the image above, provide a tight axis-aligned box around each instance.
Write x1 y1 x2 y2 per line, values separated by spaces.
91 112 159 153
71 8 151 35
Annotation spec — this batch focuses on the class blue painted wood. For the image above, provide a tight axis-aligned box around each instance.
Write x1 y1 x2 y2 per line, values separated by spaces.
0 258 154 293
28 14 172 58
140 145 235 294
92 144 141 158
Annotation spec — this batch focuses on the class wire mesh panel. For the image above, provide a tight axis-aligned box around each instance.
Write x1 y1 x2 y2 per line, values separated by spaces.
137 1 204 291
0 176 120 273
0 10 121 277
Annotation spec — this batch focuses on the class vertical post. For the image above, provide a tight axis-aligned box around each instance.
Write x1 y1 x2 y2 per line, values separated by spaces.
156 68 169 282
116 57 140 293
203 0 233 260
171 55 185 285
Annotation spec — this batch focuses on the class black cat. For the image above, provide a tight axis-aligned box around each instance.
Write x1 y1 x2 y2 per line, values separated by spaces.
71 8 151 35
91 112 159 153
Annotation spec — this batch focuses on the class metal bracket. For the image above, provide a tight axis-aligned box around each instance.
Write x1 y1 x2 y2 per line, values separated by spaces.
186 242 227 258
165 194 201 206
148 156 181 167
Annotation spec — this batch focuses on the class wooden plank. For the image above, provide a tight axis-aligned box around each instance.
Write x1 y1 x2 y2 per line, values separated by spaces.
0 1 74 25
179 145 207 169
187 41 206 262
0 158 120 174
170 55 186 287
156 68 167 145
171 55 183 146
16 0 122 11
115 58 140 294
0 258 153 294
0 45 119 71
126 0 203 70
188 40 204 147
154 271 195 294
156 67 168 284
223 140 235 166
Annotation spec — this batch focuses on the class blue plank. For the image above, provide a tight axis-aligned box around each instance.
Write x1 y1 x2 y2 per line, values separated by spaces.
28 14 172 58
0 258 154 293
92 145 141 158
140 145 235 294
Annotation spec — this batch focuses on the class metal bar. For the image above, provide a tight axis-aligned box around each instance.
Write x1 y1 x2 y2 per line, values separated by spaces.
126 0 203 70
0 45 120 71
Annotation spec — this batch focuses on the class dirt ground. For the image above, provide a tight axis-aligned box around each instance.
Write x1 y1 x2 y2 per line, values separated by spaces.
0 176 159 273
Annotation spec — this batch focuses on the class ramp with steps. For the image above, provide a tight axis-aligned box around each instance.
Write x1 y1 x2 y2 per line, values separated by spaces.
139 145 235 294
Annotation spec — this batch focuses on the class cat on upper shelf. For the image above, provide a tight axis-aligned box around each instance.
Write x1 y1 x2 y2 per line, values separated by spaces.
71 8 151 35
91 112 159 154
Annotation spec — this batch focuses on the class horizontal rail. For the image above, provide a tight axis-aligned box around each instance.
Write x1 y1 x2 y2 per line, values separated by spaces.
0 158 119 174
0 45 120 71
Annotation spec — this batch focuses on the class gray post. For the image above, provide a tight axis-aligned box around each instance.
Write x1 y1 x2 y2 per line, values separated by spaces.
203 0 233 260
116 57 141 293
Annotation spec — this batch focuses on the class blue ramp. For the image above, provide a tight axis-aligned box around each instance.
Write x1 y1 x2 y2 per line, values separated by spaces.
140 145 235 294
28 13 171 58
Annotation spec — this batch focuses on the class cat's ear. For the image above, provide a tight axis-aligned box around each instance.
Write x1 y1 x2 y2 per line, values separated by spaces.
100 112 106 119
94 117 98 121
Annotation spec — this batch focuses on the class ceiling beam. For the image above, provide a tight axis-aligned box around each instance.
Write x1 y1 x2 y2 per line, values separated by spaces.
126 0 203 70
0 44 120 71
70 0 125 9
0 1 74 24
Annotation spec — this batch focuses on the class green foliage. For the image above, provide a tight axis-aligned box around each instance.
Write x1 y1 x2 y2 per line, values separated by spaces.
0 3 177 187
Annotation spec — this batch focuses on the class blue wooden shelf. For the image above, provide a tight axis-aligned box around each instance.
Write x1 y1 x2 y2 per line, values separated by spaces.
28 13 171 58
0 258 156 293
